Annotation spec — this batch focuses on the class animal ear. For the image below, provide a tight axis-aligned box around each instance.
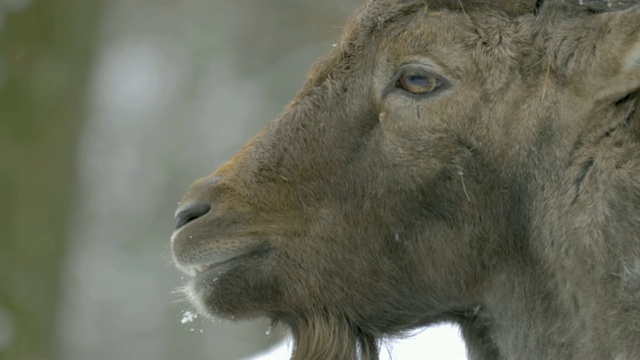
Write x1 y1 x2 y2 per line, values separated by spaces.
589 7 640 102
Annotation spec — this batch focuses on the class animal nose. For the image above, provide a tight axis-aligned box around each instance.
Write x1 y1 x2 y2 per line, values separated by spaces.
174 175 222 230
175 202 211 230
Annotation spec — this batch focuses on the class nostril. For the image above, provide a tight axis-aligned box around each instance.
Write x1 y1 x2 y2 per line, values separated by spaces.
175 202 211 230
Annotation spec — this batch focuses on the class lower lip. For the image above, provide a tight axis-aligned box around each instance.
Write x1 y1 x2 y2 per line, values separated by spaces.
196 264 213 274
194 257 240 277
189 245 270 277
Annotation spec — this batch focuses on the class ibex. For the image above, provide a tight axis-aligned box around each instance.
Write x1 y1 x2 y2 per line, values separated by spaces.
171 0 640 359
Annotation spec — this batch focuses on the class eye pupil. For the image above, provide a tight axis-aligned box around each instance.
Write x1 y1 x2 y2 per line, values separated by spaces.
397 72 441 94
408 75 429 85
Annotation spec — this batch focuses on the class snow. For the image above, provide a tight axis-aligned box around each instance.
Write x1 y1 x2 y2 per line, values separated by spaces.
180 310 198 324
249 324 468 360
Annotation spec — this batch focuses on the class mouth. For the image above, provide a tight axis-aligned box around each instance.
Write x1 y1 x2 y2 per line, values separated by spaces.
189 255 247 276
179 256 241 278
191 263 214 276
174 243 272 278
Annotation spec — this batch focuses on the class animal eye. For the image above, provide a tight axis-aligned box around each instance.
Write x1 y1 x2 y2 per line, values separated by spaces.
396 72 442 95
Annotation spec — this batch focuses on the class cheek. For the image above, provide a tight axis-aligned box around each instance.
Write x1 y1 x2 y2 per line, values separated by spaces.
380 122 450 174
379 108 424 160
379 96 456 147
379 101 424 136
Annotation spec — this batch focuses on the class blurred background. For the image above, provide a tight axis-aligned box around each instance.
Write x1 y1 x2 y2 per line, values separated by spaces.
0 0 466 359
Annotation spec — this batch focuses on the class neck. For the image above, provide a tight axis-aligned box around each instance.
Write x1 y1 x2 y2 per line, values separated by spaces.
455 261 564 359
461 256 634 360
471 264 570 360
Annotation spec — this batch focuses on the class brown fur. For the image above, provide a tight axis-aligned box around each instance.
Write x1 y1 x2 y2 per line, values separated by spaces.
171 1 640 359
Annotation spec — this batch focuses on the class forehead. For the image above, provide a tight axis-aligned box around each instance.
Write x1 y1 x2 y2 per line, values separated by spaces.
380 11 474 72
305 1 553 90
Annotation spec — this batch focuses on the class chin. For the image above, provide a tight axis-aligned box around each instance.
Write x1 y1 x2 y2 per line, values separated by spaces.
186 256 284 321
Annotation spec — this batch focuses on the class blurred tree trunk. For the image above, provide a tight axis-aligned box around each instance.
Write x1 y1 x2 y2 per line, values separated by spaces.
0 1 103 359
